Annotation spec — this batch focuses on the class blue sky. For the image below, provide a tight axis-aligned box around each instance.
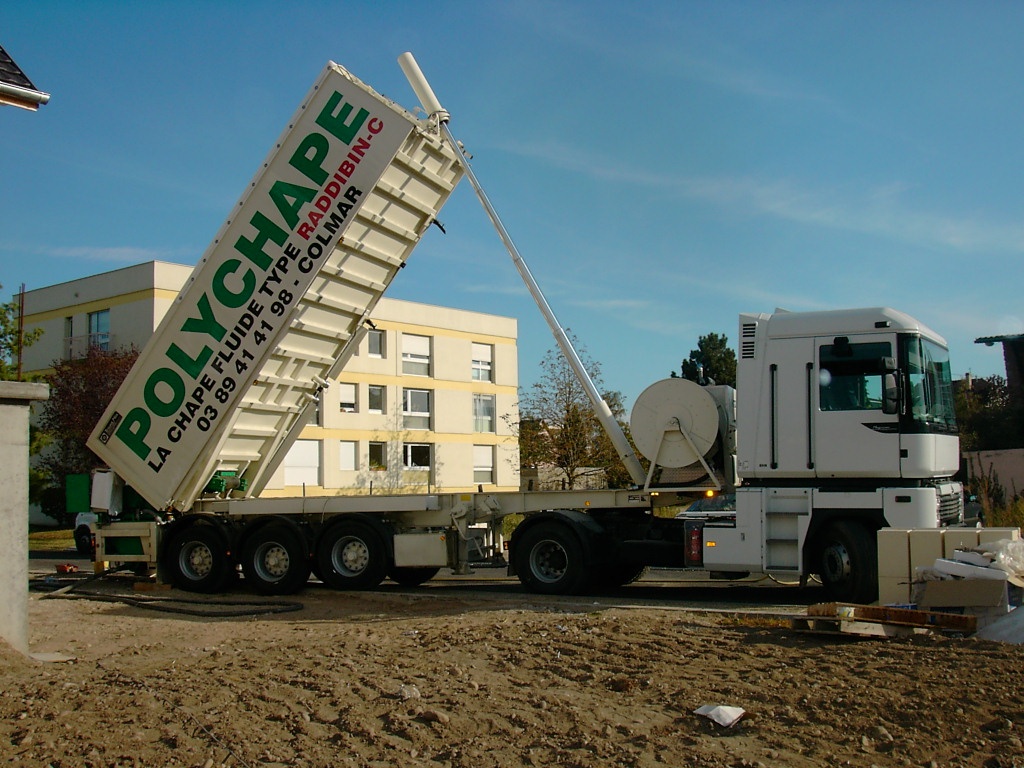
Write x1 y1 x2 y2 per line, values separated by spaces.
2 1 1022 409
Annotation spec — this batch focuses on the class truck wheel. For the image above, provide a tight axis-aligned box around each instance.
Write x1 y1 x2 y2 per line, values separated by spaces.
315 521 388 590
816 521 878 604
164 525 232 594
241 524 310 595
74 526 94 556
513 521 589 595
592 564 647 591
388 566 441 587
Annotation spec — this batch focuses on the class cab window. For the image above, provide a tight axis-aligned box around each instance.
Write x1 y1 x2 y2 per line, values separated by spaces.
819 340 891 412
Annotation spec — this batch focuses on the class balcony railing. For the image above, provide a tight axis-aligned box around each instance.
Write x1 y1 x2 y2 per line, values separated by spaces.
64 332 113 359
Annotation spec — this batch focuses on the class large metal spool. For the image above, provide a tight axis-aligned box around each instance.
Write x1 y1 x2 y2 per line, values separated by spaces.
629 378 720 468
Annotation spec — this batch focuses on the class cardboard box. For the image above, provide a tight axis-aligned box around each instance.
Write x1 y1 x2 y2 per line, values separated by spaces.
978 527 1021 545
916 573 1023 630
943 529 980 558
909 529 945 574
877 529 912 579
917 579 1011 608
878 575 911 606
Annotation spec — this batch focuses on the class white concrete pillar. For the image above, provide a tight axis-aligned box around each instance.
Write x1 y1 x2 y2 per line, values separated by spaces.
0 381 49 656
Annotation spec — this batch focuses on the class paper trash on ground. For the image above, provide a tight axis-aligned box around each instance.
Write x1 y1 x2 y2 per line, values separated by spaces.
694 705 746 728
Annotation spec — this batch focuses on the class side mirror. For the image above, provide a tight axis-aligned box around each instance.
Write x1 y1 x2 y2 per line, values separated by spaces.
882 371 899 415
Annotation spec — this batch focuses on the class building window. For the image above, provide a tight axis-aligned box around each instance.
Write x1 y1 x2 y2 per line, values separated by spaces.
339 440 357 471
403 443 431 470
63 316 74 359
403 388 431 430
402 333 431 376
338 382 357 413
472 343 493 382
473 445 494 484
284 439 320 486
369 441 387 471
368 384 385 414
368 329 385 358
473 393 496 433
88 309 110 351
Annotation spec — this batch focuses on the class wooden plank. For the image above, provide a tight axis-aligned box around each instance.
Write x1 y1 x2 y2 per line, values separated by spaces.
791 616 934 638
807 602 976 633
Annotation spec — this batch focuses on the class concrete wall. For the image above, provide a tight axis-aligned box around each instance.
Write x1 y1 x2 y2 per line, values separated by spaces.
0 382 49 655
963 448 1024 497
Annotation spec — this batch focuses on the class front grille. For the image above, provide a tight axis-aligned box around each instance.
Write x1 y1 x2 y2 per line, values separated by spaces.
937 490 963 525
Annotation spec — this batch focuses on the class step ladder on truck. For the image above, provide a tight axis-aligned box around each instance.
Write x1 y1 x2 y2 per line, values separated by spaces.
86 54 964 604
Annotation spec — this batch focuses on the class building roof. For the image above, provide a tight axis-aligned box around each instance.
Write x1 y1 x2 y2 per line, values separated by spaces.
975 334 1024 346
0 43 50 110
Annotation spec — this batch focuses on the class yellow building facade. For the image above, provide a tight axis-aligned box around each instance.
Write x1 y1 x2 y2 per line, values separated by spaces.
20 261 520 497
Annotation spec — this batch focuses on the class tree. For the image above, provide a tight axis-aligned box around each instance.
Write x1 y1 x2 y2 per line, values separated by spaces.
517 333 638 490
671 332 737 388
0 283 41 381
37 346 139 487
956 374 1024 451
589 389 638 489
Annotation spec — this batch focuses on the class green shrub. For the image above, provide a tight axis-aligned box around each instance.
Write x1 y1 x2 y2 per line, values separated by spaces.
988 497 1024 530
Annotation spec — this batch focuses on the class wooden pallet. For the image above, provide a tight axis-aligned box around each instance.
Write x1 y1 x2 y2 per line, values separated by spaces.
791 602 976 638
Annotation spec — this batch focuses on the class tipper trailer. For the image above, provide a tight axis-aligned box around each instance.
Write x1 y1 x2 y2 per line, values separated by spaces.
85 55 963 605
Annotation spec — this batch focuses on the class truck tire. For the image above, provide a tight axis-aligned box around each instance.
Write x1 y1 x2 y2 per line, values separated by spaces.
592 564 647 591
315 521 388 590
388 566 441 587
164 525 232 594
74 525 94 556
816 521 878 604
513 521 590 595
241 524 311 595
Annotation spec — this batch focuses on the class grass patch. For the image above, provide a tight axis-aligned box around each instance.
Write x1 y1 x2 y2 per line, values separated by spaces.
28 528 75 551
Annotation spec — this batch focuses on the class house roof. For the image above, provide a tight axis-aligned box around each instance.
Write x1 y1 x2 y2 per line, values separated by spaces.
976 334 1024 346
0 43 50 110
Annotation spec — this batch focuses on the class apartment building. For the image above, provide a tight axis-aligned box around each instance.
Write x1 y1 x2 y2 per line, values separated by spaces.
20 261 520 496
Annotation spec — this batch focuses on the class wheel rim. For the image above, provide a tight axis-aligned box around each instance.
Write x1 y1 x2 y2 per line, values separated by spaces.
179 541 214 581
332 535 369 577
529 538 568 584
253 541 290 583
822 541 852 584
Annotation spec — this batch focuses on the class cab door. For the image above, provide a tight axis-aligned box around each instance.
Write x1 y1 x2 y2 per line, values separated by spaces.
813 335 900 478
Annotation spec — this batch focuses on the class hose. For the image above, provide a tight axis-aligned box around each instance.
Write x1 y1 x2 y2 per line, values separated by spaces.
31 571 303 617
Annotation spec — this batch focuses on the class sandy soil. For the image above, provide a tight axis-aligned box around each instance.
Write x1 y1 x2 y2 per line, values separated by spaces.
3 575 1024 768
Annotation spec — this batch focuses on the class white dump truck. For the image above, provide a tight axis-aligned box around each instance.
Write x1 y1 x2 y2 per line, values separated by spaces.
85 55 962 605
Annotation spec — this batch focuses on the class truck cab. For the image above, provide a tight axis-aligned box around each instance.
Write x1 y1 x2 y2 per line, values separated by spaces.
690 308 963 602
737 307 959 510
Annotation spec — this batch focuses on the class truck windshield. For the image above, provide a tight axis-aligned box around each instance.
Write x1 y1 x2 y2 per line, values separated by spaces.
901 336 957 434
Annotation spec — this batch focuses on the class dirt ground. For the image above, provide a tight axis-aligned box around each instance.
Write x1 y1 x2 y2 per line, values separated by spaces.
3 574 1024 768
